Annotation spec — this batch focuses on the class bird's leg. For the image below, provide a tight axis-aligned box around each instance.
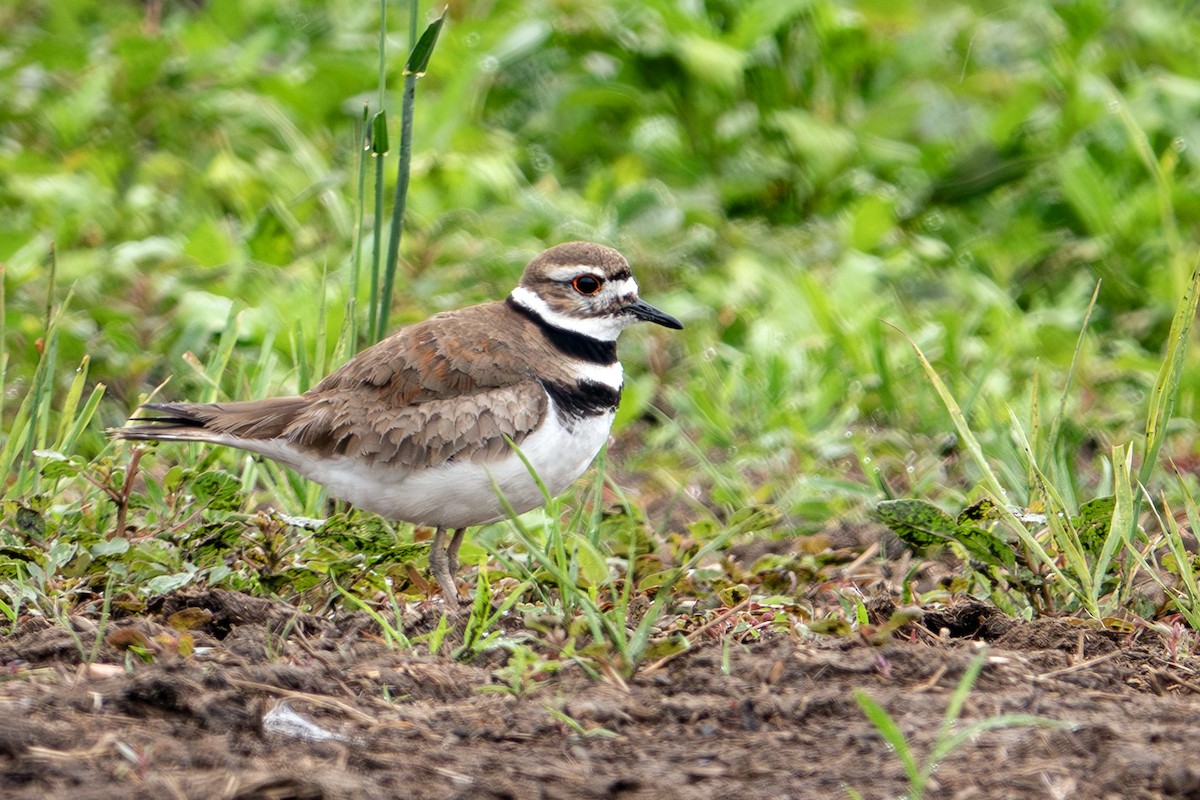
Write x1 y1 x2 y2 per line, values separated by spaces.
428 527 461 602
446 528 466 576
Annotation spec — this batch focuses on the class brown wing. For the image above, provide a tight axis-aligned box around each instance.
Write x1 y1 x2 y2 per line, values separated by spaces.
284 381 547 467
283 301 549 467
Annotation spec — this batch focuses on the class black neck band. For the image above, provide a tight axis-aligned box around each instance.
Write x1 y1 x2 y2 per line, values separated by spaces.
506 296 618 365
543 380 623 421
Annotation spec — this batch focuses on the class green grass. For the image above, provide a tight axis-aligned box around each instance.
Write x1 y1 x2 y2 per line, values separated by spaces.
4 0 1200 670
851 647 1071 800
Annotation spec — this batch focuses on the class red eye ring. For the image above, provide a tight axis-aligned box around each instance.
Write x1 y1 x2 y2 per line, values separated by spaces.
572 274 604 295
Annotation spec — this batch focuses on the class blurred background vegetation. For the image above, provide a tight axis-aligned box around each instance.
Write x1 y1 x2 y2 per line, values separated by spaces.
4 0 1200 538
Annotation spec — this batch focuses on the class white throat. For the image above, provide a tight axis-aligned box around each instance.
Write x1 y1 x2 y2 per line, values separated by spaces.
509 285 630 342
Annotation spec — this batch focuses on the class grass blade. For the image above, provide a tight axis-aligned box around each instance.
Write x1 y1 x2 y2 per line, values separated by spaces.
1141 264 1200 486
854 691 922 791
887 322 1006 502
377 8 446 341
347 102 371 359
1093 444 1134 606
368 109 389 343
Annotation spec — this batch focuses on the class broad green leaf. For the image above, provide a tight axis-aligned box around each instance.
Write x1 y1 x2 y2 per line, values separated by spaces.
90 538 131 557
572 535 611 586
875 498 958 551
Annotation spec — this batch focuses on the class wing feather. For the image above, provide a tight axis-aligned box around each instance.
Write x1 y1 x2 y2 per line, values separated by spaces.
282 303 549 467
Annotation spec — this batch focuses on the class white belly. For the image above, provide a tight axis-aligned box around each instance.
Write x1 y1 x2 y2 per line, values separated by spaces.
297 407 615 529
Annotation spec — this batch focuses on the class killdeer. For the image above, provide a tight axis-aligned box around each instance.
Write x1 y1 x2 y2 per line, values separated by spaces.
114 242 682 601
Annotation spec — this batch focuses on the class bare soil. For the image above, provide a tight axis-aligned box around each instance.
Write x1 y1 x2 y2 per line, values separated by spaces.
4 588 1200 800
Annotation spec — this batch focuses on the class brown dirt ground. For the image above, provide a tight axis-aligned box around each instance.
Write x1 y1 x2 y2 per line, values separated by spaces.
4 589 1200 800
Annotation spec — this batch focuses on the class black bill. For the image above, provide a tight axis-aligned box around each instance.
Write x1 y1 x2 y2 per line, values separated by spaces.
628 299 683 329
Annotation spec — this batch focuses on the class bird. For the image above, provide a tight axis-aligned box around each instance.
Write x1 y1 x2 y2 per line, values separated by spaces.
114 241 683 602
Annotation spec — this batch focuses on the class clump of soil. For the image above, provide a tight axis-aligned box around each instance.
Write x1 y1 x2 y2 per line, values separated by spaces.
3 590 1200 799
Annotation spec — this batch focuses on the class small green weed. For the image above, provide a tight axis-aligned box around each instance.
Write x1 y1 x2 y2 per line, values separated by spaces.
478 441 779 676
851 648 1071 800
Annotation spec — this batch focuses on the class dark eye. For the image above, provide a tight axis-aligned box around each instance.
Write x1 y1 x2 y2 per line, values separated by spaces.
571 274 604 295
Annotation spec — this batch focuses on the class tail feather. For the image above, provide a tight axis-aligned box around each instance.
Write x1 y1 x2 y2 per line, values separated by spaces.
111 397 311 445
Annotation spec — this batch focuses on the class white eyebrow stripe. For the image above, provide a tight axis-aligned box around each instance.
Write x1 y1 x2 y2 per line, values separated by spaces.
544 264 599 281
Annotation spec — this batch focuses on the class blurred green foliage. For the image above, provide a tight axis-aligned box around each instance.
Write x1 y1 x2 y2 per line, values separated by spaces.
3 0 1200 527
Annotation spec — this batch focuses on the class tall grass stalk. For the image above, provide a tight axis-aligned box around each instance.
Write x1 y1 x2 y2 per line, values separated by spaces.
375 0 418 342
1140 265 1200 492
366 0 390 342
367 108 388 342
346 102 371 359
376 6 445 341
